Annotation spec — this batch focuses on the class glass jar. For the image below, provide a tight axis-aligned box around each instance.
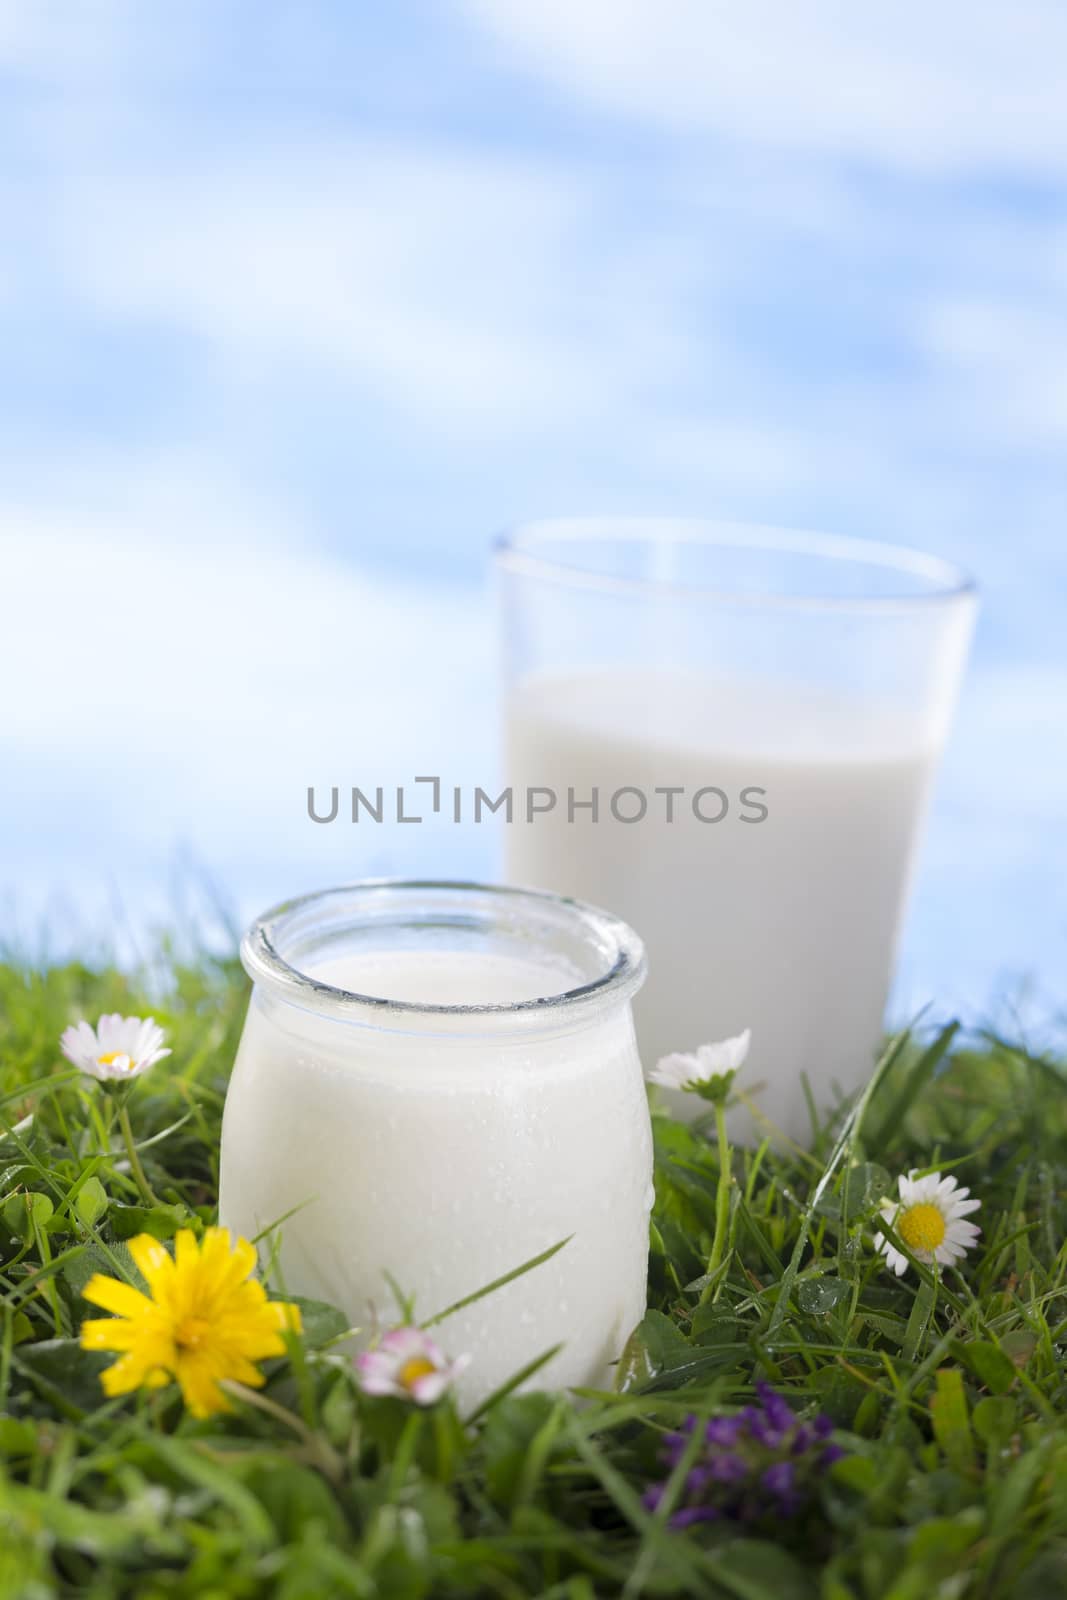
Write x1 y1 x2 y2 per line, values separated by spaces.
219 880 651 1404
496 518 977 1141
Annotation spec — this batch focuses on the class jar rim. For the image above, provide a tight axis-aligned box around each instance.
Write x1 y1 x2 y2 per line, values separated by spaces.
494 517 977 614
240 879 647 1031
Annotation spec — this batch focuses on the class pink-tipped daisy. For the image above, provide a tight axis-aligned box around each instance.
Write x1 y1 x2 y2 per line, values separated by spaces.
355 1327 469 1406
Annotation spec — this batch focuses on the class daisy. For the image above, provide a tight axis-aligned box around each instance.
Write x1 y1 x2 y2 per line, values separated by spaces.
356 1327 469 1406
61 1014 171 1084
648 1029 751 1102
80 1228 302 1418
874 1170 981 1277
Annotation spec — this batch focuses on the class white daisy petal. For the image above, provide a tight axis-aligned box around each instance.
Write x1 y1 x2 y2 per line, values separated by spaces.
75 1019 99 1053
648 1052 702 1091
95 1014 122 1050
694 1029 751 1075
60 1024 93 1072
136 1018 165 1059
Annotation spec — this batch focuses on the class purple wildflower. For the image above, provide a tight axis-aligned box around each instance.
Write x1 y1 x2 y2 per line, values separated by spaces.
645 1382 847 1532
756 1380 796 1437
761 1460 802 1514
671 1505 719 1529
708 1453 749 1483
706 1415 745 1447
762 1460 795 1495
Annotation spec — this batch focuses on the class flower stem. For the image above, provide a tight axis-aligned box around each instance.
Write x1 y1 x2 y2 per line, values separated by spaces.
31 1214 64 1337
702 1102 733 1301
118 1100 158 1206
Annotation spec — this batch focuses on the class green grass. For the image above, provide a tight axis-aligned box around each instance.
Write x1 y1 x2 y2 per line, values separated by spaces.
2 951 1067 1599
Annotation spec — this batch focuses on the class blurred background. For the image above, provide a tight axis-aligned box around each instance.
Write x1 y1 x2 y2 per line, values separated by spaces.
1 2 1064 1032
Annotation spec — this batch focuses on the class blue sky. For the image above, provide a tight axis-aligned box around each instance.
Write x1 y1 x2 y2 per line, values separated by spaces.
1 2 1065 1030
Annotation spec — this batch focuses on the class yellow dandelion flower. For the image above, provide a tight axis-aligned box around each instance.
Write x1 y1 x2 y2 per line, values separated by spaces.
80 1227 302 1418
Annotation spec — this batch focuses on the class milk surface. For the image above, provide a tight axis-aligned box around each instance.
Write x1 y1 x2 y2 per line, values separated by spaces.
505 669 935 1140
219 945 652 1403
311 949 586 1007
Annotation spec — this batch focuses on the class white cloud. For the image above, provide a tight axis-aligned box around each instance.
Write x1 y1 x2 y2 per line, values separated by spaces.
0 449 301 556
0 0 225 85
1 2 1060 479
920 298 1067 444
2 505 491 766
36 134 1066 483
0 445 500 947
458 0 1067 176
0 0 123 73
47 146 629 438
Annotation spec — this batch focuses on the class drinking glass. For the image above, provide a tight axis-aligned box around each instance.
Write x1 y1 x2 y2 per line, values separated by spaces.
496 519 976 1141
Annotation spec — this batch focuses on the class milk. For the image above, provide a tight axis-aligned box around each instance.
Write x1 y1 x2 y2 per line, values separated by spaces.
505 668 936 1140
219 941 652 1405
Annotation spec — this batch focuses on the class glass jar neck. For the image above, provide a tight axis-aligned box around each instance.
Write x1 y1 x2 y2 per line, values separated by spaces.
241 880 646 1038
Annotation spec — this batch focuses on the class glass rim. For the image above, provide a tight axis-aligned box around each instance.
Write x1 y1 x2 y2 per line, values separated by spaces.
493 517 977 613
241 878 647 1029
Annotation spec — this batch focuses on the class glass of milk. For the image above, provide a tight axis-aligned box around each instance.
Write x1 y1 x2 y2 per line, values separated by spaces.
496 519 977 1143
219 880 651 1405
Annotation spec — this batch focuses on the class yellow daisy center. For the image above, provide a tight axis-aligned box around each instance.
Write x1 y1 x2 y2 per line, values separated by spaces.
174 1315 212 1351
898 1201 946 1252
97 1051 132 1069
399 1356 437 1390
